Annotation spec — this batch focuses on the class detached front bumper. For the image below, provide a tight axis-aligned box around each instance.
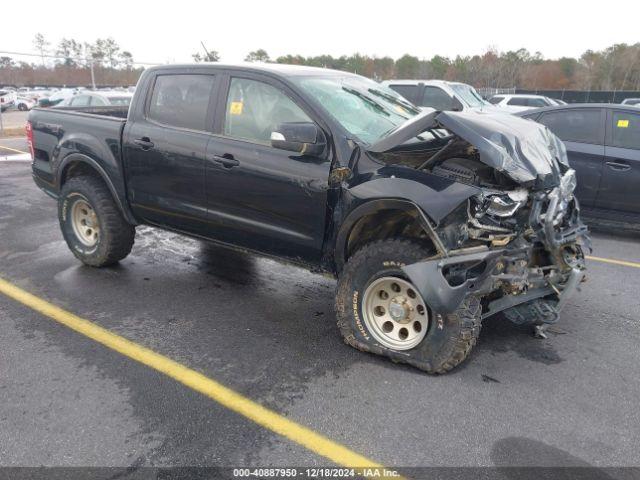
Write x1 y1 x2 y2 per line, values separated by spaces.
402 181 589 325
402 249 583 319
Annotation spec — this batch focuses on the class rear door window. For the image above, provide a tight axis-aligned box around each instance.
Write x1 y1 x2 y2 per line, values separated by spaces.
610 111 640 150
387 85 419 104
421 86 453 110
538 109 603 144
147 74 216 131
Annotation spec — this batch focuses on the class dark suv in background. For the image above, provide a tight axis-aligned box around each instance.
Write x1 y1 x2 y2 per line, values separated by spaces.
518 104 640 222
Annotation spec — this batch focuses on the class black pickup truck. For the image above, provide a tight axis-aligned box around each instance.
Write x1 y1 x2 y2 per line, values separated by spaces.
29 63 590 373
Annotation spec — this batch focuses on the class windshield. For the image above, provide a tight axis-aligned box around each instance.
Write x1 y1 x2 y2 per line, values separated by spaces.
450 84 487 108
292 75 420 144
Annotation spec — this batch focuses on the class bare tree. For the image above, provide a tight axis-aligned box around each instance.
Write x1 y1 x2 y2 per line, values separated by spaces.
120 51 134 69
33 33 50 66
102 38 121 68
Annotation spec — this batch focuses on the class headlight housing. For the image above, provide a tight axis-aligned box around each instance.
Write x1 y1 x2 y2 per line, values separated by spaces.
482 189 529 218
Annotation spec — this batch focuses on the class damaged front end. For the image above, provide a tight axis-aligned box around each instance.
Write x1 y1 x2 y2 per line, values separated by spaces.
368 110 591 334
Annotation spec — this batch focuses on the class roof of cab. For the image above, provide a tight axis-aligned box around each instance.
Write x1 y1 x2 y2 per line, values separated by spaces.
146 62 355 78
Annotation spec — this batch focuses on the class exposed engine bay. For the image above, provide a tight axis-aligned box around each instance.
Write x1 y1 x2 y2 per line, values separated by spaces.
365 109 591 335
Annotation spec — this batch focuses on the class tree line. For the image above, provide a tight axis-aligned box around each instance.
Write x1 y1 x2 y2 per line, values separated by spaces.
198 45 640 91
2 36 640 91
0 34 142 87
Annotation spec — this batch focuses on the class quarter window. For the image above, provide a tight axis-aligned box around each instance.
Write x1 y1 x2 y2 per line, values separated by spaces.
223 77 311 145
148 74 216 131
611 111 640 150
538 109 603 144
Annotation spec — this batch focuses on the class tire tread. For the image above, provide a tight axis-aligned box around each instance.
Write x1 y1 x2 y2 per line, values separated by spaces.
60 175 135 267
335 238 482 374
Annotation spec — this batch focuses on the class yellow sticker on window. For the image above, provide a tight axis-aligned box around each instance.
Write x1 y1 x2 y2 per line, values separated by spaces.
230 101 243 115
617 119 629 128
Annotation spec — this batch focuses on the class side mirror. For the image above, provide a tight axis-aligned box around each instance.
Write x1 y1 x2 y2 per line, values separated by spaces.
451 97 464 112
271 122 325 156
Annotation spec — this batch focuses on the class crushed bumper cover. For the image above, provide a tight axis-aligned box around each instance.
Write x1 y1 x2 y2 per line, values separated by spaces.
402 250 584 320
402 249 505 314
402 181 589 323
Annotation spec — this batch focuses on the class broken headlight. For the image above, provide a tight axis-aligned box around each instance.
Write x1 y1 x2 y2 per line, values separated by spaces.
480 189 529 218
559 169 577 199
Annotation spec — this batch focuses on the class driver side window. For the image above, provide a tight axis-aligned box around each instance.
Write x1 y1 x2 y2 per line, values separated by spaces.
223 77 311 145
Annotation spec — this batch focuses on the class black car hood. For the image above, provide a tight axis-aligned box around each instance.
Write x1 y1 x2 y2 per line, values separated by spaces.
368 109 569 185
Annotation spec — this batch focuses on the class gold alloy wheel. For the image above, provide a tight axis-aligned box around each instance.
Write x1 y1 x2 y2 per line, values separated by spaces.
362 276 429 350
71 199 100 247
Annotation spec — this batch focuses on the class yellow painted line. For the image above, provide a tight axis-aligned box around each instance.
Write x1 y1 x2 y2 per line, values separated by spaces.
0 277 392 476
587 255 640 269
0 144 28 155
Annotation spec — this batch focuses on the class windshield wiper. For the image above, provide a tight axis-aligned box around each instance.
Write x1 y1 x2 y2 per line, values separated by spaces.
367 88 421 116
342 86 390 116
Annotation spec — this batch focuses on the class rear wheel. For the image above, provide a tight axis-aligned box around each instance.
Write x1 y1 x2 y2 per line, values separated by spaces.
18 103 27 111
335 239 482 374
58 175 135 267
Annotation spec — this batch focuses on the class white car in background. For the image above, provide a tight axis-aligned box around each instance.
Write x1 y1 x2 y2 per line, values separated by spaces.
15 96 37 111
621 98 640 106
40 88 77 107
54 91 134 108
488 94 561 112
381 79 501 113
0 89 17 111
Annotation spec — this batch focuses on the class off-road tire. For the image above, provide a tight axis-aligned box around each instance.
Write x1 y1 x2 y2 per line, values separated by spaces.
335 239 482 374
58 175 135 267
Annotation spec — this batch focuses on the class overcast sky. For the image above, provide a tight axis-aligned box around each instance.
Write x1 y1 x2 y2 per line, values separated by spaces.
3 0 639 65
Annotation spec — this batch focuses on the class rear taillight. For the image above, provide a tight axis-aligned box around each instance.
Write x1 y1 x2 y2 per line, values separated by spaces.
26 121 35 160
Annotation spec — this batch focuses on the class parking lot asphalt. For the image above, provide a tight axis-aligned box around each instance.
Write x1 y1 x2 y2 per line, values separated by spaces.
0 109 29 127
0 159 639 472
0 137 29 156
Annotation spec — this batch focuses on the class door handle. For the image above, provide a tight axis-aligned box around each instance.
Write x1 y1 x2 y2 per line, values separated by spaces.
209 154 239 169
605 161 631 172
133 137 154 150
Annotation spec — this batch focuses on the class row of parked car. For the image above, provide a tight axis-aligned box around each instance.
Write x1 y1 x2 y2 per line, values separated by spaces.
380 80 568 113
0 85 135 112
382 79 640 221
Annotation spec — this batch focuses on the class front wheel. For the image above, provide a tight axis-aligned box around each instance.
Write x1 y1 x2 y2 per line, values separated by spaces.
58 175 135 267
335 239 482 374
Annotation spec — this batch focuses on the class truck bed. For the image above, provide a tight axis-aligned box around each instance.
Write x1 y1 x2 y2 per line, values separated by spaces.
29 106 128 200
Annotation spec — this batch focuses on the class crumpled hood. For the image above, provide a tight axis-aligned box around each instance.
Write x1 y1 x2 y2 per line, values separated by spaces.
368 109 569 186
